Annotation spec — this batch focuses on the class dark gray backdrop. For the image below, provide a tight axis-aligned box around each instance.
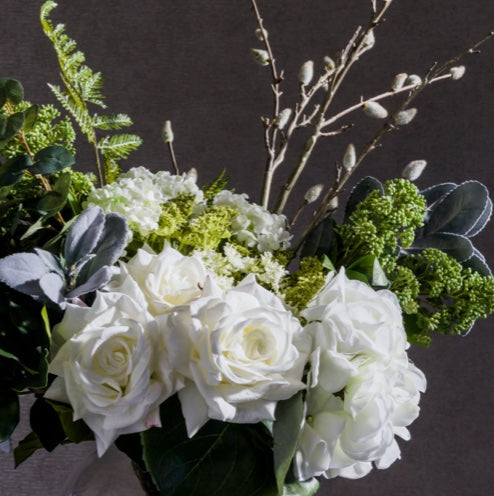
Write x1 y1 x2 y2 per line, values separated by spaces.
1 1 493 495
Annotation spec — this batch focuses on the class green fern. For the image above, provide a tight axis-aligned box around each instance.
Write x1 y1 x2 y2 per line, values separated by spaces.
40 1 141 185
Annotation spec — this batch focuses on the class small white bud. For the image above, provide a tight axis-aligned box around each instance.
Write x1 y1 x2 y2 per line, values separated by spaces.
393 108 418 125
251 48 270 66
449 65 466 80
298 60 314 86
391 73 408 91
323 56 335 70
162 120 174 143
405 74 422 87
275 108 292 130
343 143 357 171
327 196 339 211
362 29 376 51
255 28 267 41
402 160 427 181
304 184 325 204
363 101 388 119
186 167 198 183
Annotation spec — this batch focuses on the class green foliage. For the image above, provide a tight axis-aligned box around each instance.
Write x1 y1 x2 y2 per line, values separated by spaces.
202 170 229 203
337 178 426 271
141 395 277 496
283 257 327 312
393 248 494 344
0 101 75 158
41 1 142 183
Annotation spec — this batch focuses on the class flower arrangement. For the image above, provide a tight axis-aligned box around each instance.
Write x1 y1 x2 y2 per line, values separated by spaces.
0 1 493 495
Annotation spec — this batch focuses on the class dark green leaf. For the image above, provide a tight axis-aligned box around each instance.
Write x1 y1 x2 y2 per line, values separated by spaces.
14 431 43 467
301 218 338 258
37 170 71 215
273 391 305 495
344 176 383 221
0 388 19 441
142 395 277 496
0 112 25 148
0 154 32 187
462 251 492 277
30 397 66 452
421 182 456 210
48 401 94 443
29 145 75 175
466 196 492 237
408 232 473 262
0 78 24 105
424 181 489 236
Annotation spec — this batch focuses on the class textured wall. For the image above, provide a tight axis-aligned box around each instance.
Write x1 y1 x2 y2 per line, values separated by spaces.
1 1 493 495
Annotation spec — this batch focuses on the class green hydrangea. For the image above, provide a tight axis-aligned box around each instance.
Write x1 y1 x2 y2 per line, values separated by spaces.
0 101 76 158
338 179 426 271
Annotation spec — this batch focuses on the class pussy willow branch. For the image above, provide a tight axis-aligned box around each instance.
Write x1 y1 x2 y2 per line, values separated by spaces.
250 0 283 208
273 0 395 214
294 30 494 253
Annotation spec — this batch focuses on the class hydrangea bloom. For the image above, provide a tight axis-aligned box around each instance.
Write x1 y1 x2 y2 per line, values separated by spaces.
213 190 291 252
294 269 426 481
85 166 203 237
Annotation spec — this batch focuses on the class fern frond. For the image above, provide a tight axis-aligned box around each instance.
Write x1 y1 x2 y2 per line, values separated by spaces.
203 170 229 202
98 134 143 160
92 113 134 130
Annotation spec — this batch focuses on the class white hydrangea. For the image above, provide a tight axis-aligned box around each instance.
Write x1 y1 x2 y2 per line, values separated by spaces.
213 190 292 252
294 269 426 481
85 166 204 238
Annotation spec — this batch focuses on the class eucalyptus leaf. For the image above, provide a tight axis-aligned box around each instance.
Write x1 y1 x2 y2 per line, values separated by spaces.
344 176 383 221
22 104 38 132
0 388 19 441
0 154 32 187
301 218 337 258
424 181 489 236
64 207 105 267
273 391 305 495
29 145 75 175
0 78 24 105
77 212 127 283
0 112 25 146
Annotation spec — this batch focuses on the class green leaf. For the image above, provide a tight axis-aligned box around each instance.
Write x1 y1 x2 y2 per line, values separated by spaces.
0 78 24 105
22 104 39 132
36 171 71 215
14 431 43 467
0 388 19 441
48 401 94 443
142 395 277 496
424 181 490 236
92 113 134 130
283 478 320 496
408 232 473 263
0 154 32 186
345 176 383 221
273 391 305 495
30 397 66 452
29 145 75 175
0 112 25 148
301 218 338 258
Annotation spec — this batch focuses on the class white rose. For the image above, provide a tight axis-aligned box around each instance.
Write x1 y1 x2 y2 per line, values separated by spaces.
294 268 426 480
162 274 310 437
109 245 207 315
44 291 177 456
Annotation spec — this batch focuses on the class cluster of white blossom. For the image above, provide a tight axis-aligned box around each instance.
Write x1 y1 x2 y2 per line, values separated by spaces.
294 269 426 480
213 190 292 252
85 167 203 237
